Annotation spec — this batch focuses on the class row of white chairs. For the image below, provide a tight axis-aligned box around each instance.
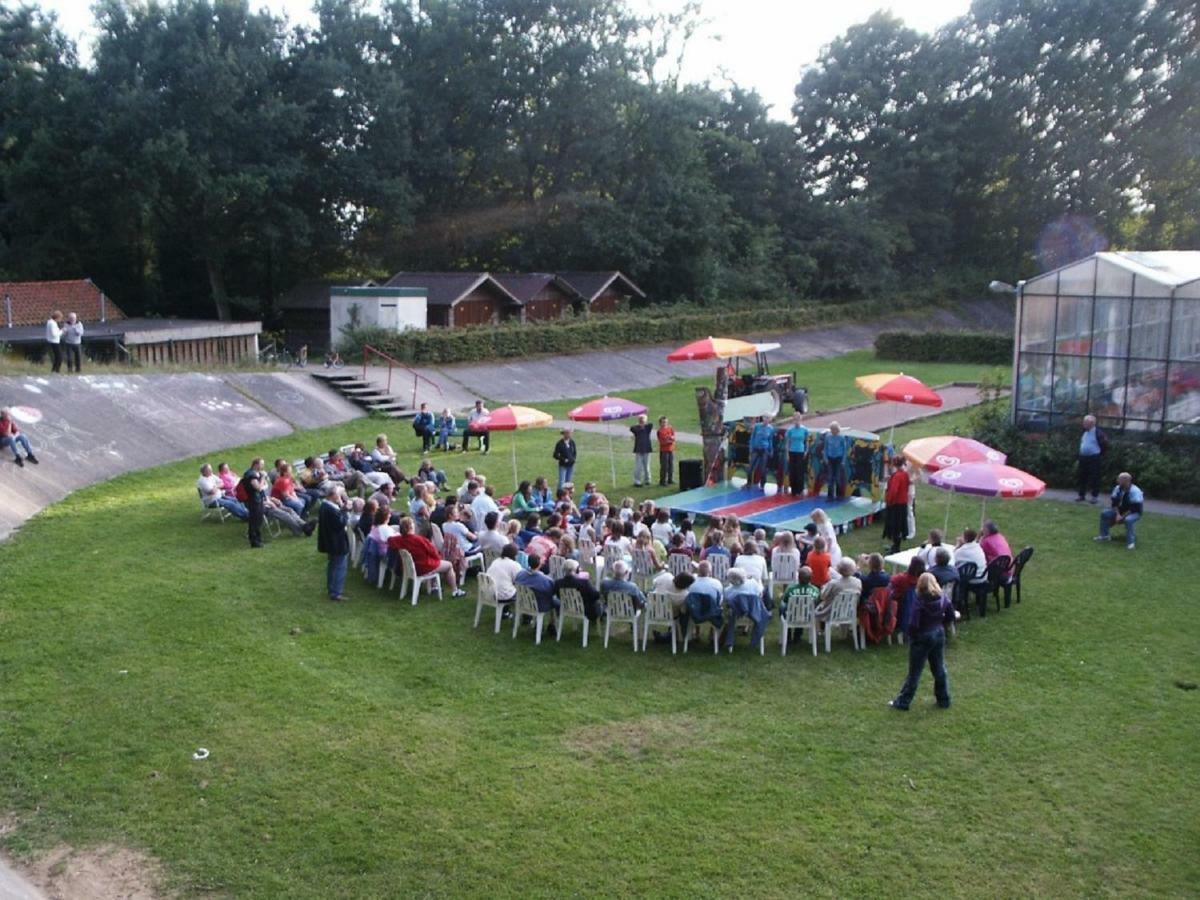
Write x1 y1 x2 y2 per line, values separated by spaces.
472 574 864 658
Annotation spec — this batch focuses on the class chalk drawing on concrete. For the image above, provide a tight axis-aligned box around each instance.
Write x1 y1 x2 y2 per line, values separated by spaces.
10 406 43 425
275 390 306 406
22 384 42 395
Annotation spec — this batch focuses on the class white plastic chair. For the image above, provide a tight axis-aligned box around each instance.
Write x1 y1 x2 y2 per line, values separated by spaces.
481 548 501 572
780 589 818 657
547 554 568 582
603 591 642 651
768 552 800 602
473 572 503 633
398 548 443 606
642 591 679 655
667 553 693 577
631 548 659 593
601 543 625 577
198 489 230 524
429 522 445 551
707 553 730 583
682 609 721 655
578 538 600 579
512 584 554 644
823 589 862 653
345 522 358 567
557 587 590 647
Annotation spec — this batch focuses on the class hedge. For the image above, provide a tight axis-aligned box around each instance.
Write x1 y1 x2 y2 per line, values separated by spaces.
339 297 927 365
969 393 1200 505
875 330 1012 365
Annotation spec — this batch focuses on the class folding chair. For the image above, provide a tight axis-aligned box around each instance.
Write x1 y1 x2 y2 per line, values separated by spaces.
1009 547 1035 605
631 548 659 593
667 553 694 577
547 554 568 582
198 489 230 524
984 555 1012 615
578 538 601 580
707 553 730 583
682 592 722 655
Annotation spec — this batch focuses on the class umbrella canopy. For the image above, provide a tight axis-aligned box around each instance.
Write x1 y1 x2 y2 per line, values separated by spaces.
927 463 1045 498
472 404 554 431
902 436 1007 472
667 336 757 362
855 372 944 407
567 396 647 422
469 404 554 490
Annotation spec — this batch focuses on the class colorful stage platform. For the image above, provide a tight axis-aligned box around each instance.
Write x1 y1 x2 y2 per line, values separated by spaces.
654 481 882 534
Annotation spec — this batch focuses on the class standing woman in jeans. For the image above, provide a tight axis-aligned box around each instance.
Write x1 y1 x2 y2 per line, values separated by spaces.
889 572 959 711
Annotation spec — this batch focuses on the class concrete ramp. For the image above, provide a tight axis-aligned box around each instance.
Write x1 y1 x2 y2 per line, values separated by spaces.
0 371 363 541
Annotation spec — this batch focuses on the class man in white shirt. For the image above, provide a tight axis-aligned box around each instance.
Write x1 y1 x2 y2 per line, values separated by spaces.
62 312 85 373
953 528 988 584
465 400 491 453
485 544 523 603
470 482 500 533
197 463 248 520
477 511 509 554
45 311 64 373
733 543 768 585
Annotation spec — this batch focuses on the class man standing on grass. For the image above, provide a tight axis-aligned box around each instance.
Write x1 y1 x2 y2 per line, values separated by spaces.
318 486 350 602
553 427 577 490
656 416 675 487
239 458 268 548
630 414 653 487
1075 414 1107 504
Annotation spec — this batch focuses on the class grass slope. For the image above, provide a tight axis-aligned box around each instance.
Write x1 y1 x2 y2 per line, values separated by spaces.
1 390 1196 898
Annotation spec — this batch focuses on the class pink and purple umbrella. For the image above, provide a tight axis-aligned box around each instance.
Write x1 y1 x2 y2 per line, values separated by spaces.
568 396 648 486
928 462 1045 528
902 436 1007 473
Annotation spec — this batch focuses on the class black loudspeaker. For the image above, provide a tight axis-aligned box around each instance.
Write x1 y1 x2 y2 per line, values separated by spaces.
678 459 704 491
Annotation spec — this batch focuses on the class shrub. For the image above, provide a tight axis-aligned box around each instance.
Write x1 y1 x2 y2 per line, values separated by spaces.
339 296 926 365
875 330 1012 365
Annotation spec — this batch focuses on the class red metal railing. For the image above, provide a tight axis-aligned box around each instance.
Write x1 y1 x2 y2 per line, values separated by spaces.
362 345 444 410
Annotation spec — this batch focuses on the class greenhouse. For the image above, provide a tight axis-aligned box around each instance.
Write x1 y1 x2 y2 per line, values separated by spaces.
1013 251 1200 435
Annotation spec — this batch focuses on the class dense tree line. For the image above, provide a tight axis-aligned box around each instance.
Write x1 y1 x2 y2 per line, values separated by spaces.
0 0 1195 321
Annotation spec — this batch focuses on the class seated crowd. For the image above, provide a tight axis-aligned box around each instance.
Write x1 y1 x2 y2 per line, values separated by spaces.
193 434 1025 648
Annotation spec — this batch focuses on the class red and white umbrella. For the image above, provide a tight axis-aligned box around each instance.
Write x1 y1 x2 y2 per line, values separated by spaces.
472 405 554 489
902 436 1006 472
855 372 943 443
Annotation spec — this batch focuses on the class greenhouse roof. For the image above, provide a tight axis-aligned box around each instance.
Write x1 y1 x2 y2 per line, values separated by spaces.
1093 251 1200 288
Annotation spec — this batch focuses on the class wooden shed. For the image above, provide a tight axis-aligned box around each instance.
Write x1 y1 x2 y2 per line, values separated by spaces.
383 272 523 328
556 271 645 315
492 273 580 322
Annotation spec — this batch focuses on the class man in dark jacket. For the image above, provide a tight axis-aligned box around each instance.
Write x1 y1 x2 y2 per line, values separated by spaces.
630 414 653 487
413 403 435 452
552 427 577 490
318 486 351 601
239 458 268 548
555 558 604 622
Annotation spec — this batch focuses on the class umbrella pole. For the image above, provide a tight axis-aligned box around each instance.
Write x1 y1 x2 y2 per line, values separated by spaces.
980 497 987 529
943 487 953 533
889 402 896 447
608 425 616 488
511 435 518 491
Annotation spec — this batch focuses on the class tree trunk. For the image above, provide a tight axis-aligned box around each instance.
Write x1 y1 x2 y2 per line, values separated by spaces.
206 257 232 321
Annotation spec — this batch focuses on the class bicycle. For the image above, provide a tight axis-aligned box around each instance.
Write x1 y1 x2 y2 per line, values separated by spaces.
324 351 345 370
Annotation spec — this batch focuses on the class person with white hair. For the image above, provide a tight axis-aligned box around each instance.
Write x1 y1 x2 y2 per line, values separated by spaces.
62 312 85 372
1096 471 1144 551
722 567 771 650
600 559 646 610
317 485 351 602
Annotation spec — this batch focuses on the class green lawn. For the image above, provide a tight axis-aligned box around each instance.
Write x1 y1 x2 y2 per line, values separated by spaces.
1 388 1197 898
539 349 1009 432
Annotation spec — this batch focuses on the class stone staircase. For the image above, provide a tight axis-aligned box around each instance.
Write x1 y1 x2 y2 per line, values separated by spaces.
310 371 415 419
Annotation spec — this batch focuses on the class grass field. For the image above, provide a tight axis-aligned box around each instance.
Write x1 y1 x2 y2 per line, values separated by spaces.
538 350 1009 429
1 379 1196 897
